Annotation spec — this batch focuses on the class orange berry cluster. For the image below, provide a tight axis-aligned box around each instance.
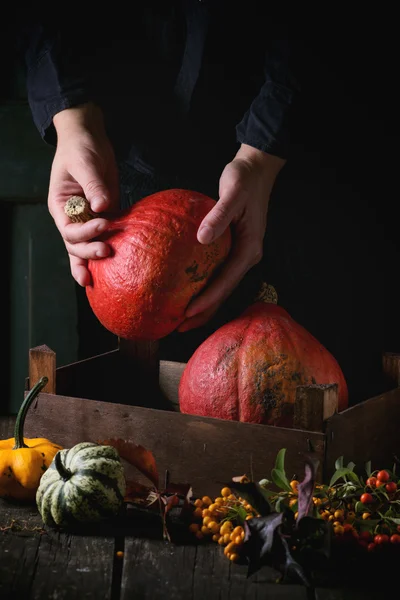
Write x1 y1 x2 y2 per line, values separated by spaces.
189 485 260 562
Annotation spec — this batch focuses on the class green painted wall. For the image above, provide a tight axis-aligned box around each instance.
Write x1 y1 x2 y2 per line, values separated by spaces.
2 66 79 414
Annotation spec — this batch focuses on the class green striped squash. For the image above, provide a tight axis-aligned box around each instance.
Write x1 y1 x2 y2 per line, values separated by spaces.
36 442 126 527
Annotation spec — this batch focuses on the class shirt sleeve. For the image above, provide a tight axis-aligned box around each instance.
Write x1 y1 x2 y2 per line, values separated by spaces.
19 22 92 146
235 26 300 160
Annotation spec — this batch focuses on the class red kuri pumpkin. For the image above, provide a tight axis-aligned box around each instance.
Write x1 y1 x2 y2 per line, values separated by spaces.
85 189 231 340
179 284 348 428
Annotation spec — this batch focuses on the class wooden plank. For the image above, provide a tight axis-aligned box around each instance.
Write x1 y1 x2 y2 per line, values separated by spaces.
121 538 309 599
29 345 56 393
294 384 338 432
159 360 186 408
324 387 400 481
29 529 115 599
382 352 400 388
0 501 115 600
315 588 380 599
22 393 326 498
0 502 46 600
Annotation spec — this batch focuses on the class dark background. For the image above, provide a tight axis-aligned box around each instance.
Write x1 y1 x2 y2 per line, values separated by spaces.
1 17 399 411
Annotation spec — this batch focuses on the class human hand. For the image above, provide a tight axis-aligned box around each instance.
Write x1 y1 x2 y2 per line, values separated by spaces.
49 102 119 286
178 144 286 332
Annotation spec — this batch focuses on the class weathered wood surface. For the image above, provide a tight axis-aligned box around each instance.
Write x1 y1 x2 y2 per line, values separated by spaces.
159 360 186 408
0 502 115 600
0 502 385 600
21 392 325 497
28 345 56 393
324 386 400 481
382 352 400 388
294 384 338 432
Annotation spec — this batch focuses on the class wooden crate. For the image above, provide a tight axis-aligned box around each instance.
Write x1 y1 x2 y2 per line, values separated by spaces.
23 341 400 497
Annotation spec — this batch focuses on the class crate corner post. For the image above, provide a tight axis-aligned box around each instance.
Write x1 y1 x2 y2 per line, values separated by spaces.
28 345 56 393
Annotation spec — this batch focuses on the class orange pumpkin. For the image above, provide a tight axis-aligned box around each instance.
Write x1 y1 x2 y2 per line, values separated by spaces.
179 285 348 428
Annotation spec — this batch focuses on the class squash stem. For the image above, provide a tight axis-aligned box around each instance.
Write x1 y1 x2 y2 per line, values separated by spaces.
13 376 49 449
54 450 72 481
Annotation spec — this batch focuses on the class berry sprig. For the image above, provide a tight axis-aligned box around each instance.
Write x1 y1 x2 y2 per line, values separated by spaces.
188 481 261 562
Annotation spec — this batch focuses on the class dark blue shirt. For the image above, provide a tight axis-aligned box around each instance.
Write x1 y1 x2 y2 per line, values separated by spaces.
20 4 299 180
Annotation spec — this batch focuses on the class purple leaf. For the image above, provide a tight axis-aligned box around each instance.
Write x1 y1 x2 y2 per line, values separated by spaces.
296 457 319 523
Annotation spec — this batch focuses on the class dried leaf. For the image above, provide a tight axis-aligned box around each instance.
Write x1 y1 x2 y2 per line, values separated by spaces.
100 438 159 488
124 480 153 506
297 457 319 522
165 482 192 499
163 494 180 515
232 474 250 483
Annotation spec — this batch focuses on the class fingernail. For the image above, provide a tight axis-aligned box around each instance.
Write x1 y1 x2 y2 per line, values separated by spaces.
91 196 107 212
96 247 109 258
96 222 108 233
198 225 214 244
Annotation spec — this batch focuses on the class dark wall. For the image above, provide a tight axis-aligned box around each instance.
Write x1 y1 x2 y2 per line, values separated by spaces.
168 19 400 407
2 18 398 411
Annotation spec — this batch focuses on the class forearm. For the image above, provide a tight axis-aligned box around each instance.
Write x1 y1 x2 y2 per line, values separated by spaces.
53 103 105 139
235 144 286 194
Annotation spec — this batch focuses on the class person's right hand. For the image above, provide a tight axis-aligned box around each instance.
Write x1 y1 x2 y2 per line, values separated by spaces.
49 102 119 286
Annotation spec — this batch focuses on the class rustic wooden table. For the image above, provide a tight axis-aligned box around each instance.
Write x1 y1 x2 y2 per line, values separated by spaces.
0 498 385 600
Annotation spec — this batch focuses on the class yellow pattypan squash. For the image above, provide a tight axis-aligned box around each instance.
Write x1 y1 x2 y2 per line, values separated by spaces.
0 376 62 501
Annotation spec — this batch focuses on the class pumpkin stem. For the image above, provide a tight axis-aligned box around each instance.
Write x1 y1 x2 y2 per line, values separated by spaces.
13 376 49 449
255 282 278 304
64 195 94 223
54 451 72 481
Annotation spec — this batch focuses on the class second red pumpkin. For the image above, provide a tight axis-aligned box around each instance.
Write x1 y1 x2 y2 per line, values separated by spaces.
179 288 349 428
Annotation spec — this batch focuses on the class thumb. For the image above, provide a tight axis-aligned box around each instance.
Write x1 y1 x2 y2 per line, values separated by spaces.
71 160 111 214
197 192 238 244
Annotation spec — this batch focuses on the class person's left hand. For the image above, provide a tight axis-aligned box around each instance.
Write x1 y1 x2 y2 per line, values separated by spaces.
178 143 286 332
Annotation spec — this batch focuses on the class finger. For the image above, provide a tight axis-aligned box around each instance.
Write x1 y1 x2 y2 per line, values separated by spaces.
70 161 112 214
65 239 111 261
185 240 263 318
69 255 92 287
197 186 241 244
177 306 218 333
62 218 109 244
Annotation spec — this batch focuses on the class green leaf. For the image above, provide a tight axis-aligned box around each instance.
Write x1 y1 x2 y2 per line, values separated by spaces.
365 460 372 477
258 478 271 487
354 518 381 531
271 468 293 493
275 448 287 474
329 468 353 487
386 517 400 525
346 471 362 486
275 495 288 513
335 456 344 470
354 501 364 513
346 461 356 471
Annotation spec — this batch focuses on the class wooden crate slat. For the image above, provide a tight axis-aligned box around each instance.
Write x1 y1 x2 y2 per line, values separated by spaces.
22 392 325 497
159 360 186 409
324 387 400 480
